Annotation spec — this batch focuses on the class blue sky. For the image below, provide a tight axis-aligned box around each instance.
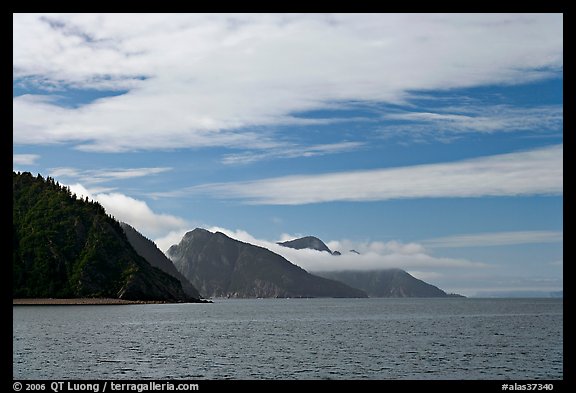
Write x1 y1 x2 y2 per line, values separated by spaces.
13 13 563 296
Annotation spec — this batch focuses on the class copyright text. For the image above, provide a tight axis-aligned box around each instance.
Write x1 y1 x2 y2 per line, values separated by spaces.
12 382 199 393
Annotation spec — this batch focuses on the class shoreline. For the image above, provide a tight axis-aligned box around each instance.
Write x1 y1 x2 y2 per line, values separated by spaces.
13 298 178 305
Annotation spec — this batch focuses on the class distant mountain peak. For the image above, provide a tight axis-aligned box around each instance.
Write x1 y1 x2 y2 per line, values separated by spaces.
277 236 333 254
185 228 212 238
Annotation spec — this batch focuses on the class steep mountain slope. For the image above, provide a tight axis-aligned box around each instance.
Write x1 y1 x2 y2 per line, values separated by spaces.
316 269 464 297
120 222 202 299
13 171 197 302
167 228 367 298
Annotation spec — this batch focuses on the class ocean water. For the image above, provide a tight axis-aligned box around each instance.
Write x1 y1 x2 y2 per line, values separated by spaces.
13 298 563 380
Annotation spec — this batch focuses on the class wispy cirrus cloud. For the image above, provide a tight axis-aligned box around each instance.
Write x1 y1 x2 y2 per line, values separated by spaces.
423 230 563 248
221 141 365 165
180 144 562 205
49 166 172 184
381 104 563 141
13 13 562 152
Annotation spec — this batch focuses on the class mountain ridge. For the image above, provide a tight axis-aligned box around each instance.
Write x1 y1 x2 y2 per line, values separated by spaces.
12 171 200 302
167 228 367 298
316 269 464 298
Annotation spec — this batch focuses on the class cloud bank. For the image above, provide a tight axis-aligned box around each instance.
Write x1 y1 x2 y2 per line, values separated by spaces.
202 226 486 273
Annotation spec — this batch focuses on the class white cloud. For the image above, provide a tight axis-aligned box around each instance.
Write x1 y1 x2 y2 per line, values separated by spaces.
423 230 563 248
205 226 486 272
13 14 149 90
96 193 187 236
13 153 40 165
13 13 563 152
325 239 425 255
49 166 172 184
67 183 188 239
183 144 563 205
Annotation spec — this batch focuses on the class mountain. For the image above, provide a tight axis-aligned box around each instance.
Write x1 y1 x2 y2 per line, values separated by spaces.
277 236 336 254
13 171 198 302
167 228 367 298
120 222 202 299
316 269 464 298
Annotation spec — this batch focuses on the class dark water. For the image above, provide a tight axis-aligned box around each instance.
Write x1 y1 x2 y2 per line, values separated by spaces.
13 298 562 380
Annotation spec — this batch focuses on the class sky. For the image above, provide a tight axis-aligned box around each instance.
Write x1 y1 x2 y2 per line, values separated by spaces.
13 13 563 297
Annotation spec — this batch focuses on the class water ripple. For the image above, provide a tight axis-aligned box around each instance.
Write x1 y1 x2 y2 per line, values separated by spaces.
13 298 562 380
